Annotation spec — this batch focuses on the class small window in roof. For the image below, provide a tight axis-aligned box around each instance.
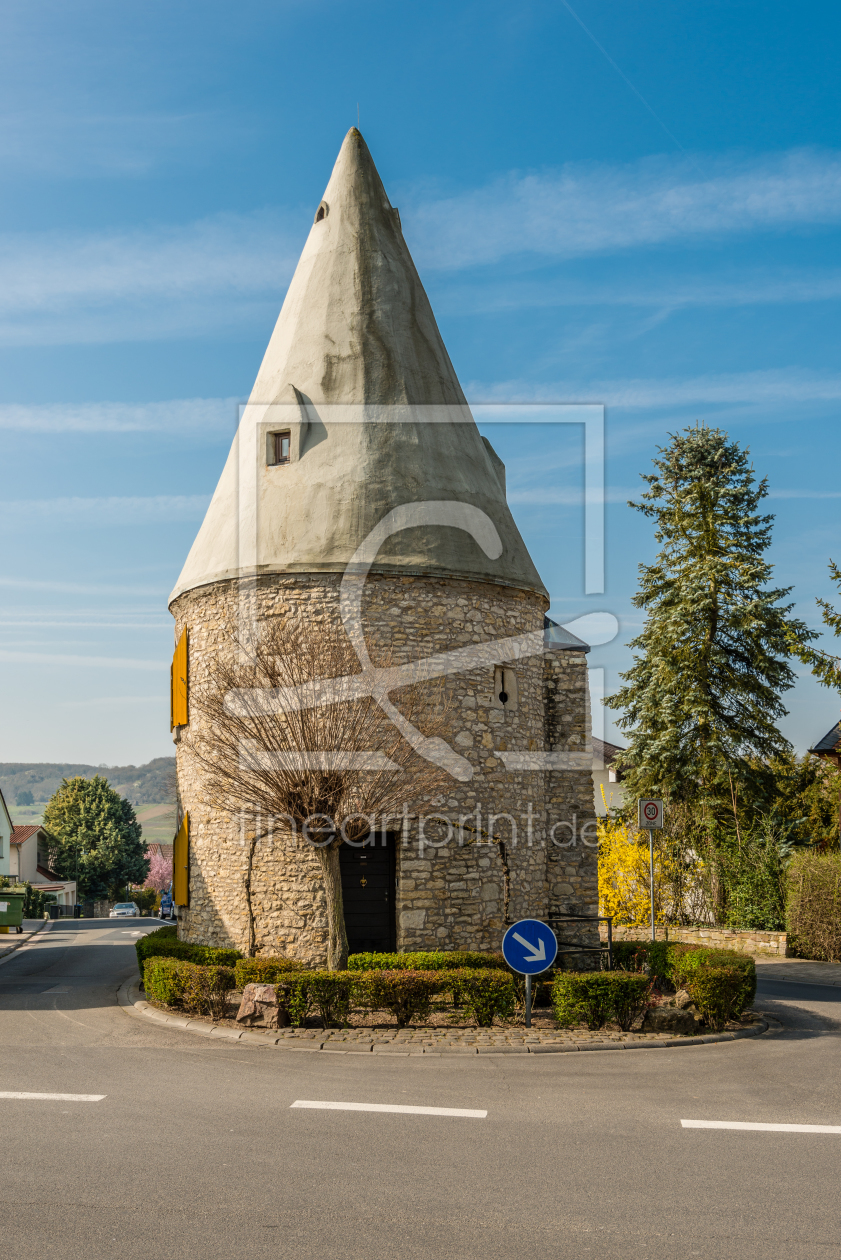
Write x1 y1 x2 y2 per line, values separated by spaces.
314 201 328 223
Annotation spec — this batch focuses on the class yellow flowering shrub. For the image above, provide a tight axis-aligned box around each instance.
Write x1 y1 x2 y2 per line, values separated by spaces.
598 809 702 926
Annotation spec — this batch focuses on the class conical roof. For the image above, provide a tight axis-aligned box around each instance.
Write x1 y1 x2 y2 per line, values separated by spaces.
170 129 547 604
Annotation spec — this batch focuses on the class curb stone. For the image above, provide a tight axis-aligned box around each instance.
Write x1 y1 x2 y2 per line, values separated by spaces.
117 979 775 1055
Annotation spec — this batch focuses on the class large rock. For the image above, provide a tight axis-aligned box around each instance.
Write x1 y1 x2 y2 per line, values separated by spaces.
236 983 289 1029
641 1005 698 1035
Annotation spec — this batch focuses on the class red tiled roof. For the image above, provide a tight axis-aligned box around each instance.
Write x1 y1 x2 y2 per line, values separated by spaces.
11 825 42 846
146 843 173 858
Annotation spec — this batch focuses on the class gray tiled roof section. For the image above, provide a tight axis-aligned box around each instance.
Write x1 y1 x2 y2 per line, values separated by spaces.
543 615 590 652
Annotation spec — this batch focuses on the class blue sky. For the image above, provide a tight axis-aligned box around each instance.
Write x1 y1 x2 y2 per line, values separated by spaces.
2 0 840 764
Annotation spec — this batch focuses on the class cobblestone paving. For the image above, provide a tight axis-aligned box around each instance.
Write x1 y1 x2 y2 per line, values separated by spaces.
129 986 767 1052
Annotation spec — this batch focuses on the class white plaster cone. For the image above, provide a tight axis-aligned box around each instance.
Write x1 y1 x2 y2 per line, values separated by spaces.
170 129 547 604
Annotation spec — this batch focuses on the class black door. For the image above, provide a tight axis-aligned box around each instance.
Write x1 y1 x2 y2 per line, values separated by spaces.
339 834 396 954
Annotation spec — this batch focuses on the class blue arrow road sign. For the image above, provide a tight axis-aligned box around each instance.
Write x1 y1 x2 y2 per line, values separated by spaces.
502 919 558 975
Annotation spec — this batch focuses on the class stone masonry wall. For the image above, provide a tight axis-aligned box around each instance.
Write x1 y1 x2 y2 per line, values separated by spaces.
170 571 597 962
605 924 789 958
544 647 601 968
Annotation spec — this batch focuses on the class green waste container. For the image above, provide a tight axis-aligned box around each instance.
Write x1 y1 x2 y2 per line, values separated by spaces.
0 891 26 934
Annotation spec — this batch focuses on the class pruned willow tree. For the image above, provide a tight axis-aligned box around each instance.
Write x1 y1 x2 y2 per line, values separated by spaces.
606 423 814 816
188 616 450 969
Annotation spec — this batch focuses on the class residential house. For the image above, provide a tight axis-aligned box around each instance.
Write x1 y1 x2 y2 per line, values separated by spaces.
593 738 626 817
9 824 76 906
0 789 11 878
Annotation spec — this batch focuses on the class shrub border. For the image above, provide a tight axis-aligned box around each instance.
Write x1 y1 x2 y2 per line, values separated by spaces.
118 977 776 1053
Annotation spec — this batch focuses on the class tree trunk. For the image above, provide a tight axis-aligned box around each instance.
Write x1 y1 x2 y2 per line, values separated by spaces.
315 842 349 970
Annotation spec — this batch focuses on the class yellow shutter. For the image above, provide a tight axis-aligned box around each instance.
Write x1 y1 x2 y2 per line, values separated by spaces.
171 629 188 728
173 813 189 906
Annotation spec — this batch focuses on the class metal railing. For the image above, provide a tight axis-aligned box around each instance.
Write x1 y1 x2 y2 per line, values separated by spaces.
545 914 613 970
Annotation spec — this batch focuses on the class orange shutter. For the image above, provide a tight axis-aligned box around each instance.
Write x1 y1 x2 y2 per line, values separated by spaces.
173 813 189 906
171 629 188 728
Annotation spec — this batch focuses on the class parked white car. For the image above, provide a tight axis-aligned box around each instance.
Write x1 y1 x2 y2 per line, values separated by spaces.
110 902 141 918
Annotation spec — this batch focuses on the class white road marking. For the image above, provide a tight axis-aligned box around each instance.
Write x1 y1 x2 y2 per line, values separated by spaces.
291 1100 486 1118
682 1119 841 1133
0 1092 105 1102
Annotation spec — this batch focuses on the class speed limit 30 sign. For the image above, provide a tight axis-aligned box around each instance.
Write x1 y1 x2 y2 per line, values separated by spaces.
638 799 664 829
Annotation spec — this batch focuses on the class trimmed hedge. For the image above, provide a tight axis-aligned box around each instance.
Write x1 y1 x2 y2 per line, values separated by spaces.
684 966 745 1031
447 968 515 1026
136 925 241 978
144 957 236 1021
235 956 303 988
347 950 507 972
612 940 756 1011
552 972 651 1031
668 948 756 1011
355 970 440 1027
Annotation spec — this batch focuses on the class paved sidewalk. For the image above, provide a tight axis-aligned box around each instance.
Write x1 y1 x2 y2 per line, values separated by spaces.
755 956 841 987
0 917 50 963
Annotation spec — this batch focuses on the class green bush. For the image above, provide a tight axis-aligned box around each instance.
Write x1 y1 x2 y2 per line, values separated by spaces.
144 956 188 1007
355 970 442 1027
445 969 515 1027
669 948 756 1010
143 956 236 1021
136 925 241 978
180 963 237 1022
306 971 356 1029
348 950 506 972
552 972 650 1033
612 940 672 981
684 966 744 1031
552 972 652 1031
234 956 303 988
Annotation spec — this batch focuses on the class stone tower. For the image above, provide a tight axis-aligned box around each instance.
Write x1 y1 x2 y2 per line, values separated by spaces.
169 129 598 963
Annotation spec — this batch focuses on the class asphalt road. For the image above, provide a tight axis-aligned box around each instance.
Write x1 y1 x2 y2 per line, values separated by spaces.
0 920 839 1260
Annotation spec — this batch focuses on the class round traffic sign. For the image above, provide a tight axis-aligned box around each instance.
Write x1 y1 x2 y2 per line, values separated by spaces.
643 802 659 822
501 919 558 975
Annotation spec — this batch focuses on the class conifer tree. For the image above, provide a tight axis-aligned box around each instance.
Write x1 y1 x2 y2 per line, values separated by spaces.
793 559 841 693
43 776 149 900
606 424 812 812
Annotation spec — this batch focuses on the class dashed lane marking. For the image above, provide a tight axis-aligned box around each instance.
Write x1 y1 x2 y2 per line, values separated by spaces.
0 1092 105 1102
682 1119 841 1133
291 1100 486 1118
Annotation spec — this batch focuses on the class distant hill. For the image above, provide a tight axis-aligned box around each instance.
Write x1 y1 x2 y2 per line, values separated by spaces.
0 757 176 809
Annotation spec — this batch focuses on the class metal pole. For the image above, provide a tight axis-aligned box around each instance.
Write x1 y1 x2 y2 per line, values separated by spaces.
525 974 532 1028
649 829 656 942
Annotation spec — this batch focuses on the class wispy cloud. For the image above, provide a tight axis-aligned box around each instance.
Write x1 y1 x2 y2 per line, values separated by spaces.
436 267 841 316
406 148 841 269
0 576 166 596
0 650 165 670
0 494 211 524
0 211 301 346
0 110 240 177
3 148 841 346
0 397 239 433
57 695 166 708
475 367 841 409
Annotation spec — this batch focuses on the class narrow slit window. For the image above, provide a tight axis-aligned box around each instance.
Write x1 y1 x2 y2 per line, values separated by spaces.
274 430 291 465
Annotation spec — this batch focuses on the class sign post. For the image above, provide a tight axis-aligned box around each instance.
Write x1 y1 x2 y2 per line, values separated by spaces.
501 919 558 1028
637 800 664 942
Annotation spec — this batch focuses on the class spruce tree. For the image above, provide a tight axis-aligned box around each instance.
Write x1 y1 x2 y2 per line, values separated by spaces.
606 424 812 812
794 559 841 693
